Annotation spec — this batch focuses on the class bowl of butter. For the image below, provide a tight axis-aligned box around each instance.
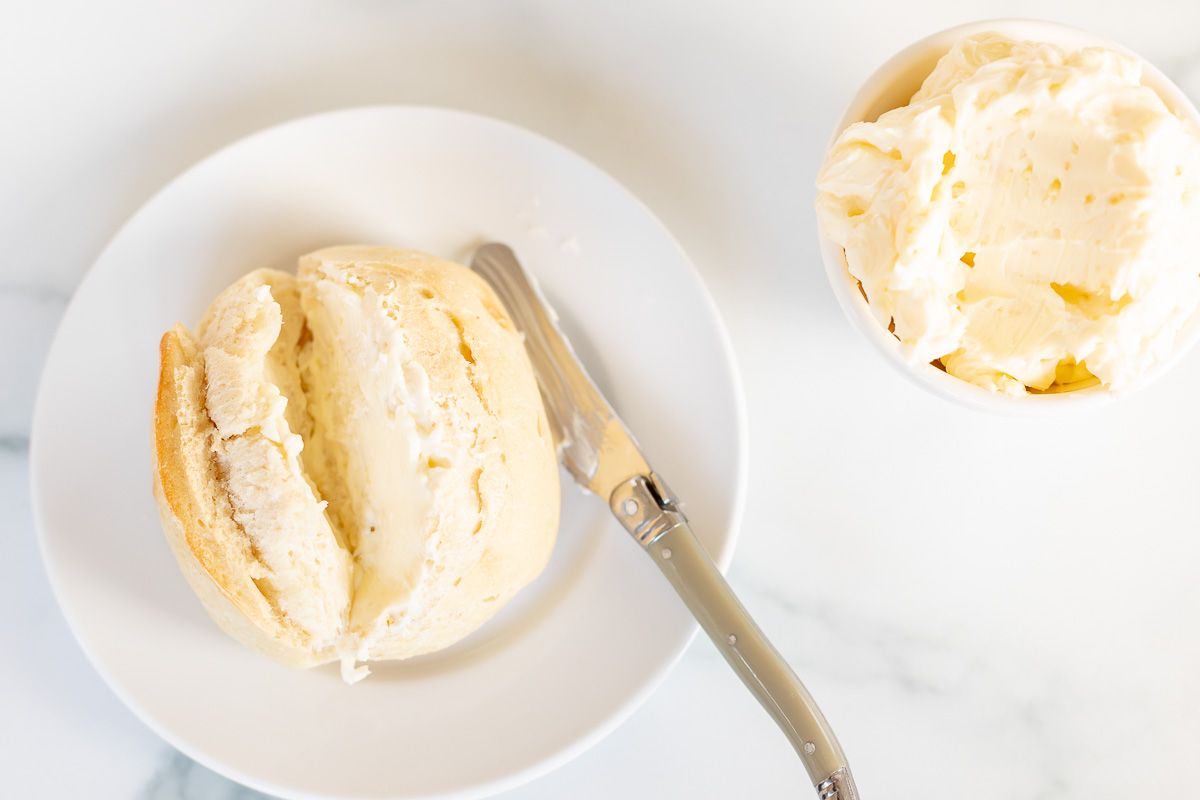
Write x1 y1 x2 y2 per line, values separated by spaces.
816 19 1200 412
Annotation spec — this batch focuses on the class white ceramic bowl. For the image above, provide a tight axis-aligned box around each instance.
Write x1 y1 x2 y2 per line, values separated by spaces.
816 19 1200 414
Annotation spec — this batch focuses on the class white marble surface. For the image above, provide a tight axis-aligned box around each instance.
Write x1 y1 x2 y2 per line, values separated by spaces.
5 1 1200 797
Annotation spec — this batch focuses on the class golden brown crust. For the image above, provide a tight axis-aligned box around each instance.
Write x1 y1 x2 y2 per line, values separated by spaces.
153 248 560 672
153 326 327 668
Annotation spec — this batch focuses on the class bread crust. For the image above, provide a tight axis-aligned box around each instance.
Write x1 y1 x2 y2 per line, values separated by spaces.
153 247 560 673
154 326 327 668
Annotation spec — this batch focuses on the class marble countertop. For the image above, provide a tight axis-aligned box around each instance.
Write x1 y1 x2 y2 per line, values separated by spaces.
5 1 1200 797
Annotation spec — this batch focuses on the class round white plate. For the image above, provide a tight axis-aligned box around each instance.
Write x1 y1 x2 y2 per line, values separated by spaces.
31 107 746 800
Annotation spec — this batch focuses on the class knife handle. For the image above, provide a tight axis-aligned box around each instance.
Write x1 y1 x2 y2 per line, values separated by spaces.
611 474 859 800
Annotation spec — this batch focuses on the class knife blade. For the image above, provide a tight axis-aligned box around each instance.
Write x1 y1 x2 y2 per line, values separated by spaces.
470 243 650 499
470 242 858 799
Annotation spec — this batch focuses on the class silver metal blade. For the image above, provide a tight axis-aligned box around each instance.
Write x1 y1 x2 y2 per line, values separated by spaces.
470 243 649 498
473 248 858 798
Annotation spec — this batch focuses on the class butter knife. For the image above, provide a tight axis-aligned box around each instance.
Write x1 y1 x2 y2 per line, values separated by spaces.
470 243 858 800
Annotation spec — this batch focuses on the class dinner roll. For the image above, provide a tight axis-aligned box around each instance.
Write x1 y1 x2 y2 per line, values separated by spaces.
153 246 559 680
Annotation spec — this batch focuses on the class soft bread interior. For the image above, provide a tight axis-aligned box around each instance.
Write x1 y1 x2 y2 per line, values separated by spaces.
154 248 560 678
297 260 442 641
154 322 335 666
297 248 560 663
195 271 353 653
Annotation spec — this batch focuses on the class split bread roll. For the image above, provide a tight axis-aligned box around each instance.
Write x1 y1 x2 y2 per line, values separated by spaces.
154 246 560 681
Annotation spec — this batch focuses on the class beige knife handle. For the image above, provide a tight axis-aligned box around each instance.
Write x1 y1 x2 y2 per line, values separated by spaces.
611 474 859 799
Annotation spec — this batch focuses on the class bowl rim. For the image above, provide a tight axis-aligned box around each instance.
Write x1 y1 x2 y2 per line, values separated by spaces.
815 17 1200 415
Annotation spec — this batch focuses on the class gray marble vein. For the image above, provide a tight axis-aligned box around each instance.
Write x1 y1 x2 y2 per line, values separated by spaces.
140 752 274 800
0 282 72 306
0 283 68 439
0 433 29 453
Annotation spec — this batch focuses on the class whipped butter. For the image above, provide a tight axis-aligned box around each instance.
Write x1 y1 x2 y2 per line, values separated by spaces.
817 33 1200 393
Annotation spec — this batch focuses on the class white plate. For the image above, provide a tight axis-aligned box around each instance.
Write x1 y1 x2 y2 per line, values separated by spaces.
30 107 746 800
